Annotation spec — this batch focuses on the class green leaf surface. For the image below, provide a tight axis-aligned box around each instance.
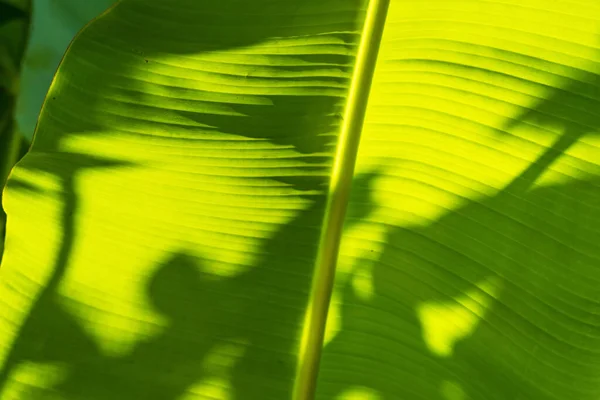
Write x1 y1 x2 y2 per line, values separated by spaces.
1 0 600 399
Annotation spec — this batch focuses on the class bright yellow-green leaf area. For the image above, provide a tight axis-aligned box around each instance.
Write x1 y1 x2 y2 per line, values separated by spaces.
319 1 600 400
0 0 600 399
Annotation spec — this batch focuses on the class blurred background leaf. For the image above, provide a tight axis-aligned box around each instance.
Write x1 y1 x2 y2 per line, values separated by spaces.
14 0 116 141
0 0 31 257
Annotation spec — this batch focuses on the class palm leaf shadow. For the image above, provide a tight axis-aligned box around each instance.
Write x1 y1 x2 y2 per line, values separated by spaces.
10 2 600 398
71 0 365 191
0 159 380 399
0 1 371 395
499 41 600 194
316 34 600 399
319 57 600 398
0 151 134 396
321 164 600 400
441 177 600 400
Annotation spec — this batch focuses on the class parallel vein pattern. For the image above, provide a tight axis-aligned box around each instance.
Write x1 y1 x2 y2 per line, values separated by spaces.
0 1 367 399
319 1 600 400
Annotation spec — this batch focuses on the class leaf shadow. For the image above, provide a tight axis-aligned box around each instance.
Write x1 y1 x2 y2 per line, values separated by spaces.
321 171 600 400
53 0 365 191
319 90 600 400
317 34 600 400
0 1 372 396
498 41 600 194
0 138 381 399
0 150 134 396
7 2 600 399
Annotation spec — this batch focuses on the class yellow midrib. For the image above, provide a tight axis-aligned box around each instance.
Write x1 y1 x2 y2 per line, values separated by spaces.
292 0 391 399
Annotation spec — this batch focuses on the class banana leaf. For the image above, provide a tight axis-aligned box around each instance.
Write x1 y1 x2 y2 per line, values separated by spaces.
1 0 600 399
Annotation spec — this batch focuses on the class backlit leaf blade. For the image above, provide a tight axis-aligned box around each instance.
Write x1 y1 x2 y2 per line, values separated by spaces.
318 1 600 400
1 1 600 400
0 0 369 398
